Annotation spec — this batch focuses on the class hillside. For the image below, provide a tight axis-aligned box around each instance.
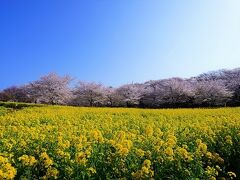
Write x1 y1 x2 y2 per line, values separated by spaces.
0 105 239 179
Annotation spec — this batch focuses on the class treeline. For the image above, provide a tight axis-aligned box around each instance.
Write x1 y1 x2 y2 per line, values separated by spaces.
1 68 240 108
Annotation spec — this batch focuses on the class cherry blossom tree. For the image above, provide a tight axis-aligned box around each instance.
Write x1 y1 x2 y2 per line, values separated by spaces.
193 80 232 107
0 86 31 102
72 82 106 106
27 73 72 105
116 83 145 107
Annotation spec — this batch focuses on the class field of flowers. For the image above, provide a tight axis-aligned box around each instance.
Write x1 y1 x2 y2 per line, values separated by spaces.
0 105 239 179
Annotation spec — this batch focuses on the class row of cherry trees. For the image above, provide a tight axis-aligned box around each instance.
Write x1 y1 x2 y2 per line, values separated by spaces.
1 68 240 108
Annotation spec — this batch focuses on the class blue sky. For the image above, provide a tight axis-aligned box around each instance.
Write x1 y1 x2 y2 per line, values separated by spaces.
0 0 240 89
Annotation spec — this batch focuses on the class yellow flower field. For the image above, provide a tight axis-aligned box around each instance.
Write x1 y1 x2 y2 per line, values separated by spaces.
0 105 239 179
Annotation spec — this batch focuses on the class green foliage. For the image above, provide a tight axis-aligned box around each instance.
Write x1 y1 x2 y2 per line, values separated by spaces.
0 101 44 109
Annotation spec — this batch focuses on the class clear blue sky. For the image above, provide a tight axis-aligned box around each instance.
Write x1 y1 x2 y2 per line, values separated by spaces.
1 0 240 89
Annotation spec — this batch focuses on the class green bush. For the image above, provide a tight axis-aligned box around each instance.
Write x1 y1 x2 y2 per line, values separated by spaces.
0 102 44 109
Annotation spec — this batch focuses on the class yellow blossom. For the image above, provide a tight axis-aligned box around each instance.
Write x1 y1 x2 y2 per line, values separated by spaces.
40 152 53 168
228 171 237 179
18 155 37 166
145 126 153 137
165 147 174 156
